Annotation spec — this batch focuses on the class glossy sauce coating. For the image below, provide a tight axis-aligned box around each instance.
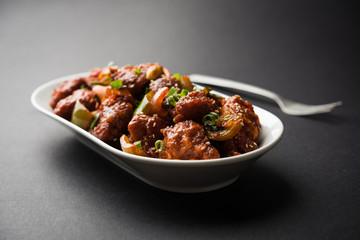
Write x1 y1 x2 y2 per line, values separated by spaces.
160 120 220 160
53 89 98 120
149 77 179 92
215 95 261 156
50 63 261 160
173 91 218 123
128 113 169 157
90 95 133 143
113 64 153 99
50 78 88 109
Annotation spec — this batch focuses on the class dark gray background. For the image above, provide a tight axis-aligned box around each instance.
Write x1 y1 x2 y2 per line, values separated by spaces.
1 0 359 239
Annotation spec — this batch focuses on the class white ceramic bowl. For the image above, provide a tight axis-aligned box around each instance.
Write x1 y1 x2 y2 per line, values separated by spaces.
31 72 284 193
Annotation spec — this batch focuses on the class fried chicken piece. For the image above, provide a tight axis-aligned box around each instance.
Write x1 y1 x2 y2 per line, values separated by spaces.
173 91 218 123
160 120 220 160
90 95 133 143
53 89 98 120
128 113 169 157
50 77 88 109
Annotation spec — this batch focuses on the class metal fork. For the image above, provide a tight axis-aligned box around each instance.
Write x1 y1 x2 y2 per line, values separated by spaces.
189 74 342 116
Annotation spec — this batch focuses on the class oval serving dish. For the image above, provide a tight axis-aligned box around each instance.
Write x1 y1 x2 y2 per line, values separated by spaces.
31 72 284 193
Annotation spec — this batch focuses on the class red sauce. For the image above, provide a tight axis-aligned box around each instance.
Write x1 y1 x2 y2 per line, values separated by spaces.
50 63 261 160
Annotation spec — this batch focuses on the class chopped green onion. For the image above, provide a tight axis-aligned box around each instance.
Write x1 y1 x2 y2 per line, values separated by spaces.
166 86 178 97
134 141 142 151
193 86 203 91
144 87 150 94
90 81 107 86
104 78 111 82
211 112 220 118
172 73 181 81
202 112 219 126
134 69 142 75
90 113 100 130
155 140 164 152
167 95 177 107
110 79 123 89
178 89 188 98
211 125 219 131
80 84 89 90
165 87 188 107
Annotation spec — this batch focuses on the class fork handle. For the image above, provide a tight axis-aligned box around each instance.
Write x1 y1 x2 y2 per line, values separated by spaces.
189 74 282 103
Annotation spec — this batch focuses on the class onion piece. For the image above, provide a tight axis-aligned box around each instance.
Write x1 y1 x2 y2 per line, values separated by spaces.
71 100 94 130
120 135 147 157
104 87 133 103
92 85 110 100
150 87 169 117
179 75 193 91
163 67 171 78
206 110 242 141
133 90 155 116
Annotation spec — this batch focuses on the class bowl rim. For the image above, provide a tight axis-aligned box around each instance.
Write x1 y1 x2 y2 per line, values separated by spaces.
31 72 284 167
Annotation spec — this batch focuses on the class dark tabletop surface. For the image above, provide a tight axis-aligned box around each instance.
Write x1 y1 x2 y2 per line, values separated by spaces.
1 0 359 239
